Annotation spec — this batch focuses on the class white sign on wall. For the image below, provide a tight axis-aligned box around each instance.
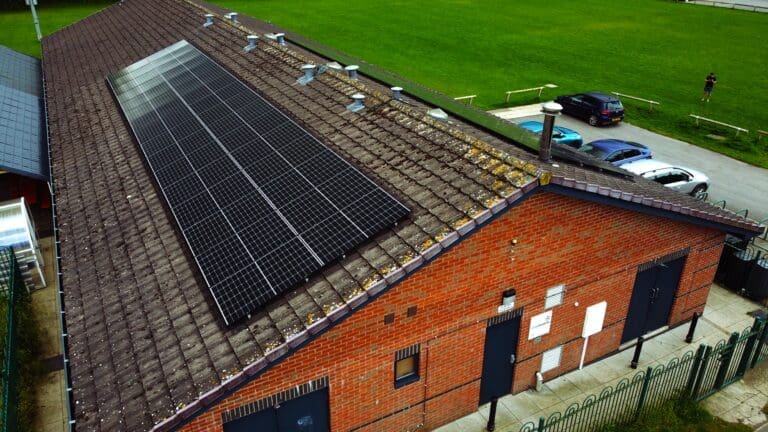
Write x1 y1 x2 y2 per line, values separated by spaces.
528 310 553 340
582 301 608 337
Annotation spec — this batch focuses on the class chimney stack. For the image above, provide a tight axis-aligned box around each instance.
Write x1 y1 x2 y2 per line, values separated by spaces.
538 101 563 162
345 65 359 80
391 86 403 100
244 35 259 52
204 14 214 27
275 33 286 46
347 93 365 112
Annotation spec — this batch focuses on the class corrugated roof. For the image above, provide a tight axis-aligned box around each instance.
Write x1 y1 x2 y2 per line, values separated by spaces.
0 45 48 181
40 0 763 430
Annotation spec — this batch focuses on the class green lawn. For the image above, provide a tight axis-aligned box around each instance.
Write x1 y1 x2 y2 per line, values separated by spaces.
0 2 111 58
2 1 766 166
210 0 768 167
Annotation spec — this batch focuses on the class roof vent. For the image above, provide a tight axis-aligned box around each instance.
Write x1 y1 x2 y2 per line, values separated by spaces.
326 62 343 71
204 14 214 27
347 93 365 113
297 64 316 86
428 108 449 122
224 12 239 23
391 86 403 100
244 35 259 52
345 65 359 80
275 33 286 46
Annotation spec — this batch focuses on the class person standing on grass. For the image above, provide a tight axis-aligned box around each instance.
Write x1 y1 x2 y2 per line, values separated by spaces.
702 72 717 101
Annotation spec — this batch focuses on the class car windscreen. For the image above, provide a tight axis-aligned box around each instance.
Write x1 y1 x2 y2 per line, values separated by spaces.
579 144 609 159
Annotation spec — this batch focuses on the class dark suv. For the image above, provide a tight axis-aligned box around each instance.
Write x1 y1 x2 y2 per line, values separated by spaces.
555 91 624 126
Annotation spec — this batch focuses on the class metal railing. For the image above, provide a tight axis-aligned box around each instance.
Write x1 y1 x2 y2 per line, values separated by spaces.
611 92 660 111
520 317 768 432
0 247 23 432
454 95 477 105
689 114 749 136
505 84 558 103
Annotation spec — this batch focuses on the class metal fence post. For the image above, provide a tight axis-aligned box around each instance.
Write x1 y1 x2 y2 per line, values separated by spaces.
736 318 763 377
634 367 654 421
537 416 545 432
751 318 768 368
714 333 739 390
685 345 706 397
692 345 713 400
685 312 701 343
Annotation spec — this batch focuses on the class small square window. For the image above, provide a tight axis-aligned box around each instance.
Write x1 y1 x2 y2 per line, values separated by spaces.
394 347 420 388
544 284 565 309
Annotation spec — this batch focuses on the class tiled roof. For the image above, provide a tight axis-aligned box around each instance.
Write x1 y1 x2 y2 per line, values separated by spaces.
0 45 48 181
40 0 762 430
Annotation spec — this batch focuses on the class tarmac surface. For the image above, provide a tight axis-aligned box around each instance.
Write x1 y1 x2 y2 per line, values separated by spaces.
492 105 768 224
436 284 768 432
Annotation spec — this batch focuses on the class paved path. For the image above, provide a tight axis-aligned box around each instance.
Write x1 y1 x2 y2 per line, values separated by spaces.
436 285 768 432
491 106 768 224
684 0 768 12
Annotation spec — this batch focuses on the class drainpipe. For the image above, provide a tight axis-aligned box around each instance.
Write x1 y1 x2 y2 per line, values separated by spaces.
539 101 563 162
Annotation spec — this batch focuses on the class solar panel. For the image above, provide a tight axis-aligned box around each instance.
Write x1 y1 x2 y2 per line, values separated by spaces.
108 40 409 325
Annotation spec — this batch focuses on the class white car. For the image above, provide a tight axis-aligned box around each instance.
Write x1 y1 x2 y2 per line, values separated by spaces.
621 159 709 197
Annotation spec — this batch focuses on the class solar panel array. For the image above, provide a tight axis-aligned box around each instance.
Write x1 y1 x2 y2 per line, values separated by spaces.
108 41 409 325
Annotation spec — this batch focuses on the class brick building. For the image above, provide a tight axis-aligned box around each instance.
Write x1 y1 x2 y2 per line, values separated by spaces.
39 0 762 431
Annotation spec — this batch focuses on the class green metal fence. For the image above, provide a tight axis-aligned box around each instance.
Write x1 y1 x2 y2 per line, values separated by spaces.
520 317 768 432
0 247 23 432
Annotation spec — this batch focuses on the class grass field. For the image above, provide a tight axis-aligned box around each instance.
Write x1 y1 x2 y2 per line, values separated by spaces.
0 2 110 58
1 1 766 166
210 0 768 167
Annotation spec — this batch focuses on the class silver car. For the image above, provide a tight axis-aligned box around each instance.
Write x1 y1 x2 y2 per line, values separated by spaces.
621 159 709 197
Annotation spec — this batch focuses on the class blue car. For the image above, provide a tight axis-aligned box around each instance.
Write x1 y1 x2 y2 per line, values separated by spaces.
518 120 583 149
579 139 652 166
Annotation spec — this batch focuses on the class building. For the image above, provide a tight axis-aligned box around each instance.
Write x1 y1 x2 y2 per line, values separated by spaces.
38 0 762 431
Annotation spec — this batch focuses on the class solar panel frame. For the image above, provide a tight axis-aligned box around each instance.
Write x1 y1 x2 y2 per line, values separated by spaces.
108 40 409 325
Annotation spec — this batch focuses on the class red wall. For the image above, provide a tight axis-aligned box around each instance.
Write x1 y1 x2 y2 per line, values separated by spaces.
181 192 724 431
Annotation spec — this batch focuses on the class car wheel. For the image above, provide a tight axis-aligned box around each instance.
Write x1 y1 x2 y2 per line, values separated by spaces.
588 115 599 126
691 184 708 198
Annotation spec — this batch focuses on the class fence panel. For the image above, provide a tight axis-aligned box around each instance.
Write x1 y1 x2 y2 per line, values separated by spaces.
0 247 23 432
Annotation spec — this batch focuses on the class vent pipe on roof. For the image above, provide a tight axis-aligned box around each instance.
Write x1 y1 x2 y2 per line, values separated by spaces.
391 86 403 100
204 14 214 27
297 64 316 86
538 101 563 162
244 35 259 52
345 65 359 80
275 33 286 46
224 12 239 23
347 93 365 112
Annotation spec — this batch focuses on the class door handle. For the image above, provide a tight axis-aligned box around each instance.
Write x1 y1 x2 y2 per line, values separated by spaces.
510 354 516 365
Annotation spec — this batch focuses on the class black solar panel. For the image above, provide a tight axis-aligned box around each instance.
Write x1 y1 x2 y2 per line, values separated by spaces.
108 40 409 325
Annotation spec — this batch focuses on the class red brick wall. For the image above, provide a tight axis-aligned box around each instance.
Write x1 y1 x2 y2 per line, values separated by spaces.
180 192 724 432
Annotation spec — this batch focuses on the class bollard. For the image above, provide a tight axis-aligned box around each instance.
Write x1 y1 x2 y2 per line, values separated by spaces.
630 336 644 369
486 397 498 431
685 311 701 343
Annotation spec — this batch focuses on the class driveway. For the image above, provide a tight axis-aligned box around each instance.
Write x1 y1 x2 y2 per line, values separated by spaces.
509 111 768 224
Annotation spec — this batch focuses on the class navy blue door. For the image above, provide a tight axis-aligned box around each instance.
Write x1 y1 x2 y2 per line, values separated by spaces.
224 388 330 432
479 315 521 405
621 256 686 343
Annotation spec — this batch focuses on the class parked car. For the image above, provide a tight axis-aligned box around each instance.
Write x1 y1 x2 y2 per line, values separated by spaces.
579 139 652 166
554 91 624 126
621 159 709 196
518 120 583 148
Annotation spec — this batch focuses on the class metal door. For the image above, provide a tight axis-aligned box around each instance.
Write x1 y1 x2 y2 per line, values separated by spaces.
621 256 686 343
224 388 330 432
645 256 685 332
479 315 521 405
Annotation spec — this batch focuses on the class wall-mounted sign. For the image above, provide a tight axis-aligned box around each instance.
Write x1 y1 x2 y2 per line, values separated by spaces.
582 301 607 337
528 310 553 340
